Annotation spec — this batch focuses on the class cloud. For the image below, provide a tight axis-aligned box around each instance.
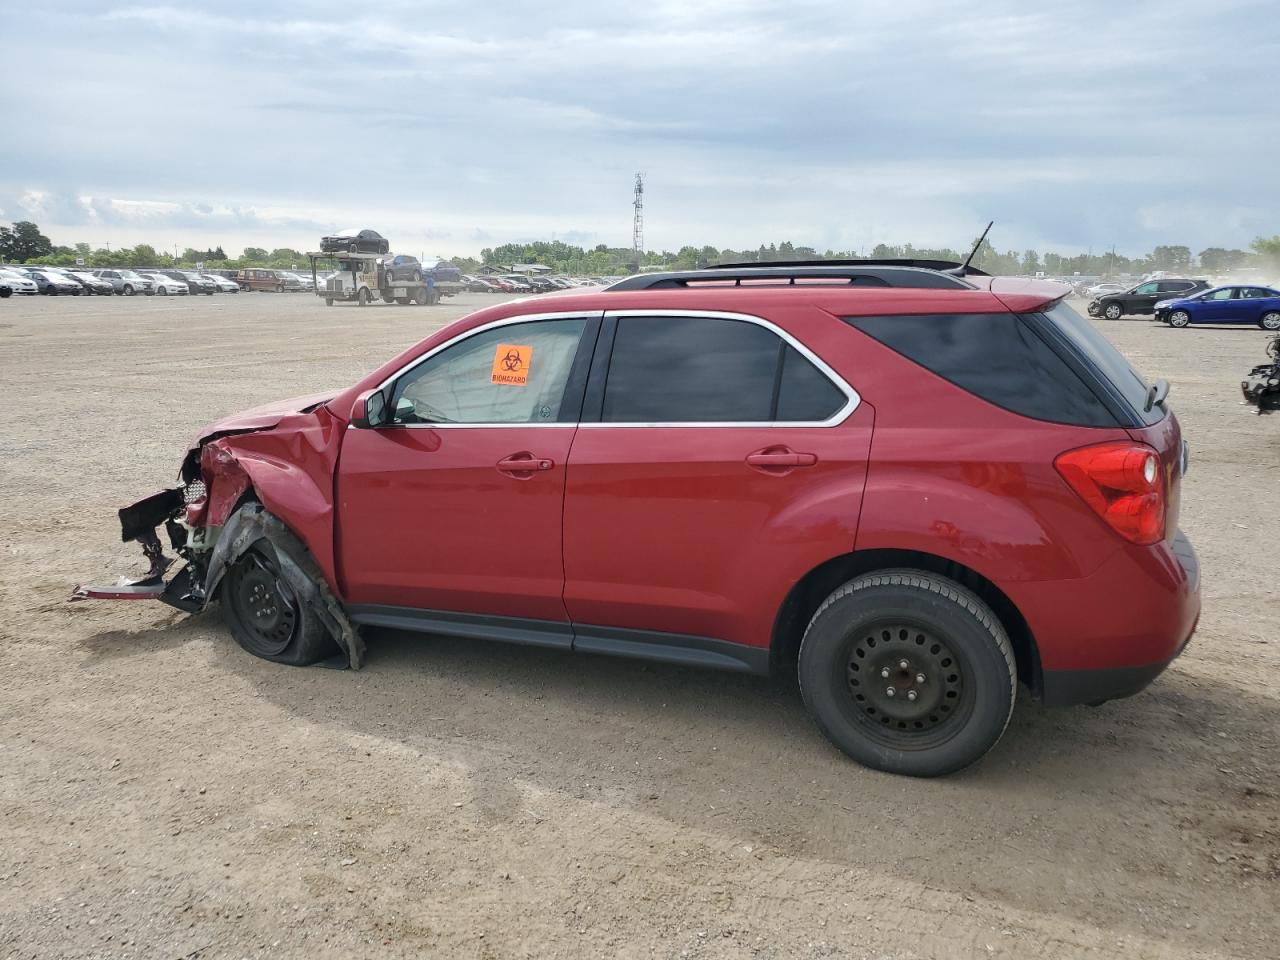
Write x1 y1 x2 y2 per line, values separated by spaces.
1 0 1276 257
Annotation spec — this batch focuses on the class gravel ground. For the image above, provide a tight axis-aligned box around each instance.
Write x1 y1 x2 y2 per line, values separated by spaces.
1 291 1277 959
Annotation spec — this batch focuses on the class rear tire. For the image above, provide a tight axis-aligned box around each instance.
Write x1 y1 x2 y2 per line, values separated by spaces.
1103 303 1124 320
1169 310 1191 328
325 297 334 307
1260 312 1280 331
797 570 1016 777
221 540 339 666
357 288 369 306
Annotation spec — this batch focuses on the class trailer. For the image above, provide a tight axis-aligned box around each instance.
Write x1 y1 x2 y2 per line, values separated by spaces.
308 251 441 306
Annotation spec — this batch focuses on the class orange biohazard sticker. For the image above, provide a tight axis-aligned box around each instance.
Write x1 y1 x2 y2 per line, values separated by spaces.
491 344 532 386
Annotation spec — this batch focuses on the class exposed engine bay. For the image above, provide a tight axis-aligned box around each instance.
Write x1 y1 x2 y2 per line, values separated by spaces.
1241 335 1280 414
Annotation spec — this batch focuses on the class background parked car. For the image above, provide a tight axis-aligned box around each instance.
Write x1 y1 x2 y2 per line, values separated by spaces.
21 267 83 295
142 272 188 295
92 269 155 295
1088 278 1210 319
1084 282 1126 299
65 270 116 295
159 270 215 295
234 268 288 292
0 268 39 294
1155 285 1280 329
201 273 241 293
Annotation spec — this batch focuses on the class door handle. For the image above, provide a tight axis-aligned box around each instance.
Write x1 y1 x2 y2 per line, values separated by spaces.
496 453 554 477
745 447 818 474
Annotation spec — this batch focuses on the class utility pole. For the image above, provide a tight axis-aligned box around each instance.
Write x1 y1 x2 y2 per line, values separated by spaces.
631 173 644 270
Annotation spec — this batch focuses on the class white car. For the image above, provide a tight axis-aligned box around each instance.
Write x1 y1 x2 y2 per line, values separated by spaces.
201 273 241 293
143 272 189 295
0 268 39 295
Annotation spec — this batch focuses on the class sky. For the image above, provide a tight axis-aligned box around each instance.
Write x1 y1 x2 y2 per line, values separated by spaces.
2 0 1278 260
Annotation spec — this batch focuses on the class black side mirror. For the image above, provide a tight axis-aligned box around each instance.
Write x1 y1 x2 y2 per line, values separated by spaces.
350 388 388 429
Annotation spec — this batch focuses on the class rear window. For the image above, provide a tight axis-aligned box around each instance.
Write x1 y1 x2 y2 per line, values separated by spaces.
843 312 1118 427
1038 301 1162 426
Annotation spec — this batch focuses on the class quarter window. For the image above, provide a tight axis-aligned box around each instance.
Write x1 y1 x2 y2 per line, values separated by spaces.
601 315 845 423
390 317 586 425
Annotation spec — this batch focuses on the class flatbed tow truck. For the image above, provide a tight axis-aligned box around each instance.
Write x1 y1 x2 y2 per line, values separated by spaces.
308 250 458 306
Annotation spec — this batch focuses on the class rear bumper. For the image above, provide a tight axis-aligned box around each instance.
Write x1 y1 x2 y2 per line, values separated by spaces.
1012 530 1201 707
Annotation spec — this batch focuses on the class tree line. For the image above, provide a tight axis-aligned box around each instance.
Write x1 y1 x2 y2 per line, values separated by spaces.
3 219 1279 278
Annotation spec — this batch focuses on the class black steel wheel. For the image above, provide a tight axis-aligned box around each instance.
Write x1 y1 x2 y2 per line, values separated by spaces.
843 623 973 749
219 535 339 666
224 547 300 658
799 570 1016 777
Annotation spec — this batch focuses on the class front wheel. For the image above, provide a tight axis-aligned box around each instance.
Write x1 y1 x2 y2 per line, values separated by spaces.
221 542 339 665
1169 310 1191 328
1260 312 1280 331
325 297 334 307
798 570 1016 777
1103 303 1124 320
123 284 135 295
356 288 369 306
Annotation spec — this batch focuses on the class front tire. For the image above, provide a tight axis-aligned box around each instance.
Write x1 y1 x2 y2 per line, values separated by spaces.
221 541 338 666
356 288 369 306
1103 303 1124 320
123 284 135 296
1169 310 1191 328
797 570 1016 777
1260 311 1280 331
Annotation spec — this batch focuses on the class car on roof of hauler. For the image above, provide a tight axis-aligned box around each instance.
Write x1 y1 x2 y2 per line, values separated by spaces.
75 259 1200 778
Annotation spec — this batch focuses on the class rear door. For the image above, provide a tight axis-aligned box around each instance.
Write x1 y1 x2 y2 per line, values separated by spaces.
561 310 872 663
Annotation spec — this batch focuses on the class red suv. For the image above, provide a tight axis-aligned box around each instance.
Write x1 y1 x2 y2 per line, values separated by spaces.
78 261 1200 777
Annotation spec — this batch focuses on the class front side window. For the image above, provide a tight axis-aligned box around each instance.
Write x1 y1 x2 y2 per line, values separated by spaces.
1133 282 1159 295
1205 288 1235 301
601 315 845 423
390 317 586 424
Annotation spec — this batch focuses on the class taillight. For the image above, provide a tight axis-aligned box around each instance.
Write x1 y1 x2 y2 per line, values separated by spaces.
1054 441 1165 545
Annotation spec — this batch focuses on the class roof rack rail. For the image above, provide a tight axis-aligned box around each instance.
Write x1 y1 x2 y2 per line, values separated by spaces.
707 257 989 276
608 263 979 291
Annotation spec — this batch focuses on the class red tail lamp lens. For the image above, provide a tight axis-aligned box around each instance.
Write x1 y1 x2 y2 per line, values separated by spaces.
1054 442 1165 545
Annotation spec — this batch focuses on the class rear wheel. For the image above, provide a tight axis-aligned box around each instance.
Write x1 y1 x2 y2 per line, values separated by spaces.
1260 312 1280 331
325 297 334 307
221 542 338 666
798 570 1016 777
1169 310 1191 328
1103 303 1124 320
413 288 428 305
357 288 369 306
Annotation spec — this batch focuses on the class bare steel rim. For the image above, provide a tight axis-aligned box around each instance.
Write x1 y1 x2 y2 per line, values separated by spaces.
227 547 299 656
842 622 973 749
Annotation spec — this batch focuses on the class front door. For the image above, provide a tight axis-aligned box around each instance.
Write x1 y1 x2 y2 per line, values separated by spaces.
1127 281 1161 314
337 314 596 627
1196 287 1237 322
562 311 872 658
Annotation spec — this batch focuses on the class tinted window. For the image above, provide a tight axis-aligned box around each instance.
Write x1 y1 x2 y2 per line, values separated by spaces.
603 316 779 422
777 346 845 421
1040 301 1162 426
391 317 586 424
844 311 1117 428
1157 281 1193 293
1241 288 1275 299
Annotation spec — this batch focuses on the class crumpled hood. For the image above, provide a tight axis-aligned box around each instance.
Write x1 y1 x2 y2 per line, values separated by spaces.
195 391 335 444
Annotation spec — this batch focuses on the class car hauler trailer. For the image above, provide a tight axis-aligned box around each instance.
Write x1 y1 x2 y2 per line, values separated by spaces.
309 251 440 306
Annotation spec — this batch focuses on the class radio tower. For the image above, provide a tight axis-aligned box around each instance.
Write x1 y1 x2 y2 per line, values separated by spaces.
631 172 644 270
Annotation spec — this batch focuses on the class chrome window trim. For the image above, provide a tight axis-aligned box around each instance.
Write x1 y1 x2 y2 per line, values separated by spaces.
581 308 860 429
356 310 603 430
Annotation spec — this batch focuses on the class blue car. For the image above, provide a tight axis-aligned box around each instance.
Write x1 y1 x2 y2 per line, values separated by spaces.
1154 285 1280 330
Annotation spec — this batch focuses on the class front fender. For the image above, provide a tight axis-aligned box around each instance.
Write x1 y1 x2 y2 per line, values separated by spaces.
198 406 345 596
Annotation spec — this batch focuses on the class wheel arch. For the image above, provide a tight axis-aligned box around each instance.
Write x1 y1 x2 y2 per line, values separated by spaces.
770 548 1042 697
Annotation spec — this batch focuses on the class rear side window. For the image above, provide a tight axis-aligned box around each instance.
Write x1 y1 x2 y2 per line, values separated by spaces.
843 312 1118 427
601 315 847 423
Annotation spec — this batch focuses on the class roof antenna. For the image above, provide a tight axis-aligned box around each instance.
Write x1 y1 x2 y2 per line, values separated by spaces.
951 221 994 276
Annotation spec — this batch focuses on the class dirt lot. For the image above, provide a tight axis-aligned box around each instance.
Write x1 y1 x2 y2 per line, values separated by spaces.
1 290 1277 959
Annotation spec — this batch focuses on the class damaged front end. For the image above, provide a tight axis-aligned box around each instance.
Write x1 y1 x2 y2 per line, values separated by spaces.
71 395 364 668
